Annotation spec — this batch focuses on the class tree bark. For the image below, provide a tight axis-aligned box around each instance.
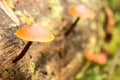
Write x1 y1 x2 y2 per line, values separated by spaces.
0 0 103 80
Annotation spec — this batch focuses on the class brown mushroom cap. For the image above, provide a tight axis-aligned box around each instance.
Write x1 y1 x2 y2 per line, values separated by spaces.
68 4 95 19
15 24 54 42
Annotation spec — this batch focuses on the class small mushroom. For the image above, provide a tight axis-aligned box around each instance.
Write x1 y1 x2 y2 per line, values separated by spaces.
68 4 95 19
15 24 54 42
65 4 95 36
84 51 107 65
84 51 95 61
13 24 54 63
93 53 107 65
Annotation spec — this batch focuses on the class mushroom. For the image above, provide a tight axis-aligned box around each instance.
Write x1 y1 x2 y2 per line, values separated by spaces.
65 4 95 36
84 51 107 65
13 24 54 63
84 51 95 61
93 53 107 65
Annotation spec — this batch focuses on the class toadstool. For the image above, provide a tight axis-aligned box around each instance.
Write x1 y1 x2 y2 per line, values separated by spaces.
84 51 107 65
84 51 95 61
65 4 95 36
12 24 54 63
93 52 107 65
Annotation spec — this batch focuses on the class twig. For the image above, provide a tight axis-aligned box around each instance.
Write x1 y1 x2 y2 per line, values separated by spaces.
108 46 120 76
0 0 20 25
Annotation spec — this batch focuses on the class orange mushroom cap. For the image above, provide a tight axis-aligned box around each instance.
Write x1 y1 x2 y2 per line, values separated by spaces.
93 53 107 65
15 24 54 42
84 51 95 61
68 4 95 19
84 50 107 65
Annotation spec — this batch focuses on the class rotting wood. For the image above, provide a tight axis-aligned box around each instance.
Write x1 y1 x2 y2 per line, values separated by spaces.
0 1 81 80
0 0 96 80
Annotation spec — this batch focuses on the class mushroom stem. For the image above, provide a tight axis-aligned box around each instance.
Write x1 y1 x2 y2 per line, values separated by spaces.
64 17 80 36
12 41 32 63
